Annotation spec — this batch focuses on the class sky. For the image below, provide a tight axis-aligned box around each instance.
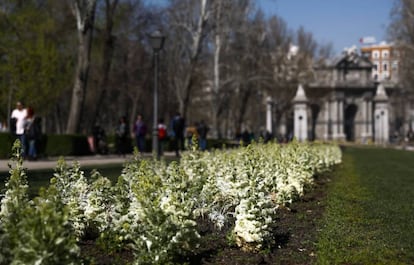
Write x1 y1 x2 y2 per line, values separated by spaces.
257 0 395 55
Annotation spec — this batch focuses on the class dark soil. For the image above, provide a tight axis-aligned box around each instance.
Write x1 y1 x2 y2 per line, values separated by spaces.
80 173 332 265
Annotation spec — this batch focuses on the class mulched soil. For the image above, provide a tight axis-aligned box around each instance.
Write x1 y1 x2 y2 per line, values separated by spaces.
80 173 332 265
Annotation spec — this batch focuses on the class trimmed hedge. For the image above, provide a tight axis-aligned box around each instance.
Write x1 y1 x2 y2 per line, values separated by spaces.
43 134 92 157
0 133 92 159
0 133 14 158
0 132 238 159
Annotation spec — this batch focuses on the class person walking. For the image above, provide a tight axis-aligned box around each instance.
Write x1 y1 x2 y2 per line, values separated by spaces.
133 114 147 153
116 116 129 156
10 101 27 155
24 107 41 160
197 120 209 151
172 112 185 157
186 122 199 149
157 118 167 157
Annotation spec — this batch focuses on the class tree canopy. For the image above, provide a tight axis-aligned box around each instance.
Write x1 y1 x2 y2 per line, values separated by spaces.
0 0 337 137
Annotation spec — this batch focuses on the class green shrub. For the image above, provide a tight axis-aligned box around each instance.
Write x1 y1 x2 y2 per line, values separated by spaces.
44 134 92 156
0 133 93 158
0 141 80 264
0 133 14 159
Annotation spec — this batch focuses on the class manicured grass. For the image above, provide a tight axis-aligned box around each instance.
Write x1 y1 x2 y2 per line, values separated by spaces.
0 164 124 198
317 147 414 264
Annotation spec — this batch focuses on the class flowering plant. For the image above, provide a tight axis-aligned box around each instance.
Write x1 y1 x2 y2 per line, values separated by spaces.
0 140 342 263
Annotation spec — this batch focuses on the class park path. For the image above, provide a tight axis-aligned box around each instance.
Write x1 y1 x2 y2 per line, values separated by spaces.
0 152 177 172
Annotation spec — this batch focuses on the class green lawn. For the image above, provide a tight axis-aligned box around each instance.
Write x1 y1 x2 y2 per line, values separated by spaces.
317 146 414 264
0 164 124 198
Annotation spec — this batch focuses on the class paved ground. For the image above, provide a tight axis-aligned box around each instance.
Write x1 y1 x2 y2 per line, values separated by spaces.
0 152 177 172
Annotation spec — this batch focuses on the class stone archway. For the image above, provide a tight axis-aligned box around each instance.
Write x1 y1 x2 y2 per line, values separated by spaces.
345 104 358 141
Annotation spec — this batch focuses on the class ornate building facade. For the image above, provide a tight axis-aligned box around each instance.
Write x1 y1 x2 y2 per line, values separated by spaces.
303 48 409 143
266 47 413 144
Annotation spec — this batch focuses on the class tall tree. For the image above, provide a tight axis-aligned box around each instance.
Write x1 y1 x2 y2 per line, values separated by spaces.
91 0 119 126
165 0 210 120
0 0 73 127
208 0 255 138
388 0 414 88
227 8 269 133
66 0 97 134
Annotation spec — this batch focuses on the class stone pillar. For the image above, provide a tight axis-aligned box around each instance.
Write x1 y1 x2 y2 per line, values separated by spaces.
293 84 308 142
361 93 373 143
367 99 373 138
331 92 345 141
324 100 331 140
266 96 273 134
331 99 338 139
361 98 368 142
374 83 389 144
338 100 345 136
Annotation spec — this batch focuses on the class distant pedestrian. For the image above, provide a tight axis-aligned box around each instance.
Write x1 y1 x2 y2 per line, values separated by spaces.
158 118 167 157
10 101 27 155
241 129 251 146
133 114 147 153
24 107 41 160
263 130 273 143
0 120 7 132
172 112 185 157
186 122 199 149
116 116 129 156
92 124 108 154
197 120 209 151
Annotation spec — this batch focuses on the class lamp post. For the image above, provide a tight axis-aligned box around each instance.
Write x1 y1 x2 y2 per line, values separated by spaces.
149 30 165 157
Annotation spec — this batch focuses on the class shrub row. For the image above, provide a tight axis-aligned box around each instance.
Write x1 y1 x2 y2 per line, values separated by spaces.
0 133 91 158
0 140 342 264
0 133 236 159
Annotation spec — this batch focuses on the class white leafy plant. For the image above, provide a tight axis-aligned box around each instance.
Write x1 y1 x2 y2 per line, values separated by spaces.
1 140 342 263
179 141 342 251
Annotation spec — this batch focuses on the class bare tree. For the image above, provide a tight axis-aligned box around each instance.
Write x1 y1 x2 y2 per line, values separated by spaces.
208 0 255 138
165 0 210 120
66 0 97 134
389 0 414 88
226 9 269 134
91 0 119 127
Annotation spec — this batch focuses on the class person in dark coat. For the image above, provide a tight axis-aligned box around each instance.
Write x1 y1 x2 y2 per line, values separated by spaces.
172 112 185 157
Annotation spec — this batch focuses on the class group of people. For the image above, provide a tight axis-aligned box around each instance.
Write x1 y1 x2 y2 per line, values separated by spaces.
10 101 42 160
115 112 210 157
7 102 209 160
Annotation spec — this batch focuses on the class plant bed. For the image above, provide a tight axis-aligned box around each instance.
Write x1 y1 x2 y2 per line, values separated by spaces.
77 172 333 265
1 141 341 264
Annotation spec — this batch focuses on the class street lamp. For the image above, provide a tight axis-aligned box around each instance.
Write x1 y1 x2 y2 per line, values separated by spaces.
149 30 165 157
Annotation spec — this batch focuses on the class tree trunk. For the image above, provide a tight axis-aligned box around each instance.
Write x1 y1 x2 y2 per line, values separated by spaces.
236 85 253 132
91 0 118 126
66 0 97 134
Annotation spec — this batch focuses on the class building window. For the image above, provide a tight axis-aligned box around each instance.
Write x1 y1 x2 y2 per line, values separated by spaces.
373 50 380 59
383 63 388 71
382 50 389 59
373 63 378 71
